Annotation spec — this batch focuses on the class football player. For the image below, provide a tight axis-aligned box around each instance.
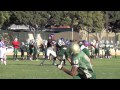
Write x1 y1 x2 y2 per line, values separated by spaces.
79 40 95 57
56 38 67 65
40 34 57 65
0 36 7 65
57 42 96 79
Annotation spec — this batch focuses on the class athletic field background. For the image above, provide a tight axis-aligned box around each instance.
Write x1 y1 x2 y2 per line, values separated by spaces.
0 56 120 79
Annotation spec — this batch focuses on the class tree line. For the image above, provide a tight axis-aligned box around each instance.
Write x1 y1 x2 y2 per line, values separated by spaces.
0 11 120 33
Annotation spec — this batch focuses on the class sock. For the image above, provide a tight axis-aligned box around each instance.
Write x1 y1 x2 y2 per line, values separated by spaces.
105 56 107 58
47 56 49 60
3 60 6 65
1 59 3 64
16 55 18 59
110 56 112 58
60 60 64 65
63 59 66 65
52 57 57 65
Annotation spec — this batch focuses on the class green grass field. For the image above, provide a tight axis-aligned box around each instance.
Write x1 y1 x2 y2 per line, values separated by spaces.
0 56 120 79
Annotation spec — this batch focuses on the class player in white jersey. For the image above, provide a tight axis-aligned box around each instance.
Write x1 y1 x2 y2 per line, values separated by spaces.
40 34 57 65
0 37 7 65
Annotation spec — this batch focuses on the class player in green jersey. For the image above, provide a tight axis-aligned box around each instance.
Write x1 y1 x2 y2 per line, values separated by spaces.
57 42 96 79
56 38 72 65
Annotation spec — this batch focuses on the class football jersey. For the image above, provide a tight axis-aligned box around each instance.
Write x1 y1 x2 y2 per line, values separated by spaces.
72 51 95 79
80 44 90 57
0 41 5 48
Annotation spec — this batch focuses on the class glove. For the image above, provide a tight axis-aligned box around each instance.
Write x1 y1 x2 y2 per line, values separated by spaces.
57 64 63 70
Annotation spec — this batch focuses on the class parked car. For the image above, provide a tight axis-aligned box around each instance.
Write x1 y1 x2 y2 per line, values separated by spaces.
6 46 14 52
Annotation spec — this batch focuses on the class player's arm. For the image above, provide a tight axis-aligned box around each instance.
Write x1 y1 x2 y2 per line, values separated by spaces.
67 57 72 64
58 59 79 76
64 49 72 65
61 66 78 76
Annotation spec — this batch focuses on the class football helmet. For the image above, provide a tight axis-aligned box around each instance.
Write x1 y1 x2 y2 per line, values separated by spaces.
70 42 80 55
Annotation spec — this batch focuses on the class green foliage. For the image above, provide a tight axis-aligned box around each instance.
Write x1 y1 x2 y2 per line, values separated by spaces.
107 11 120 32
0 11 10 28
92 11 105 32
9 11 49 28
0 11 113 33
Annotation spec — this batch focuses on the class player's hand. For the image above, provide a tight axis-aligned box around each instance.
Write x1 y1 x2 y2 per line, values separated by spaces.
57 64 63 70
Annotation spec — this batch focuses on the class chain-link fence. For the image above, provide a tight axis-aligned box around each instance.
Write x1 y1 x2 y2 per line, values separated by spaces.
0 30 55 45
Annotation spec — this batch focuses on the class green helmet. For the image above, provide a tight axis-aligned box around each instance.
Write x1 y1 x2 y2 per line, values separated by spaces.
70 42 80 55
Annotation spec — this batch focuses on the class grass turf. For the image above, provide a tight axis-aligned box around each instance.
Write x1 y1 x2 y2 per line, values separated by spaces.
0 56 120 79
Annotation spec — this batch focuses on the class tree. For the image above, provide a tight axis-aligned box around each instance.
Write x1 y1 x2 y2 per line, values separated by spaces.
108 11 120 33
92 11 105 41
0 11 10 29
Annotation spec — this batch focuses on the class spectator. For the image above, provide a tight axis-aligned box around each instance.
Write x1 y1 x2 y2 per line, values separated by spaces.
104 45 111 59
29 39 34 60
20 42 27 60
25 41 30 60
12 38 20 61
94 40 100 58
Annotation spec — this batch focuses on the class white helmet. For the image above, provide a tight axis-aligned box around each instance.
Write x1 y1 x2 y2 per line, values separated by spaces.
58 39 65 46
70 42 80 55
58 39 62 46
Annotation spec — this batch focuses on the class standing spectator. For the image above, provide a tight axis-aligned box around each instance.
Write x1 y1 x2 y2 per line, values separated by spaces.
0 37 7 65
94 40 100 58
29 39 34 60
12 38 20 61
104 45 111 59
20 42 26 60
39 43 45 58
25 41 30 60
32 41 38 60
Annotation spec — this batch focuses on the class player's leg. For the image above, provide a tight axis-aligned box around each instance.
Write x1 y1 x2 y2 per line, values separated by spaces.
15 48 18 60
108 50 111 59
26 48 30 60
46 48 50 60
13 48 16 60
1 58 3 64
40 48 50 65
94 48 98 58
50 50 57 65
21 51 23 59
63 54 66 65
96 49 99 58
0 48 5 64
29 48 33 60
3 54 7 65
23 51 25 60
58 54 66 66
3 48 7 65
0 48 3 64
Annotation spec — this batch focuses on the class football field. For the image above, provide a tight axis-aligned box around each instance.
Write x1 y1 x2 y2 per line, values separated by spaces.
0 56 120 79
